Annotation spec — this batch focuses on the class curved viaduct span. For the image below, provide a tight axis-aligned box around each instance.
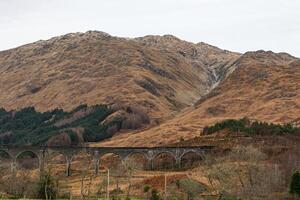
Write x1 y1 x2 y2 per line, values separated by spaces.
0 145 213 176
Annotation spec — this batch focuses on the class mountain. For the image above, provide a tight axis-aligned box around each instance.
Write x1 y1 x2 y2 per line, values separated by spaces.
97 50 300 147
0 31 239 126
0 31 299 147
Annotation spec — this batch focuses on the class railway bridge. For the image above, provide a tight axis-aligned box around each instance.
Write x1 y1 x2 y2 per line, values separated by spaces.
0 145 213 176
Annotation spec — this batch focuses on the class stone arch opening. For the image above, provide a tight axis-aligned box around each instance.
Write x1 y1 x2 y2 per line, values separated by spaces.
16 151 39 170
180 151 202 169
0 150 11 158
125 152 148 170
153 151 176 170
99 152 125 196
100 152 123 172
70 151 93 176
45 151 68 177
0 150 11 170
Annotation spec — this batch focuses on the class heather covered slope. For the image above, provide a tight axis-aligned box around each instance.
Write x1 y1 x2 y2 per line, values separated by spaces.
1 31 299 148
0 31 239 124
97 51 300 147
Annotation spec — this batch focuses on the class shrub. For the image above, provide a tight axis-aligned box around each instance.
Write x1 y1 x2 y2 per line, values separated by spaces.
218 197 240 200
1 171 38 198
68 131 79 144
177 178 206 200
37 170 58 199
46 132 71 146
150 189 160 200
144 185 151 193
180 137 184 142
143 185 151 200
121 106 150 130
290 171 300 197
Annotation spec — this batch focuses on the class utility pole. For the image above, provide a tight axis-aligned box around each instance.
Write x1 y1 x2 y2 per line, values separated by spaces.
107 168 110 200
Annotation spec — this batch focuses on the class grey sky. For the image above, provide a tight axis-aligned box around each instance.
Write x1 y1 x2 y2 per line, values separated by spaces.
0 0 300 57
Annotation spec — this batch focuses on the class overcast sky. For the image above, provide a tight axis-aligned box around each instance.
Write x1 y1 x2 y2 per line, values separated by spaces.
0 0 300 57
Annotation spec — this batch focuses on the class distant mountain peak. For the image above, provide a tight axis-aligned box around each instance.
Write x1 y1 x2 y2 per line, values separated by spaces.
239 50 297 66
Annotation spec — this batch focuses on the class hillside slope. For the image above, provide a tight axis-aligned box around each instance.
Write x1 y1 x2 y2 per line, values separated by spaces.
2 31 299 147
0 105 115 145
97 51 300 147
0 31 239 125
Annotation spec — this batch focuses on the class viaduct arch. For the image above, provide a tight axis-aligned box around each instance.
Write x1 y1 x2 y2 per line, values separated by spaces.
0 145 213 176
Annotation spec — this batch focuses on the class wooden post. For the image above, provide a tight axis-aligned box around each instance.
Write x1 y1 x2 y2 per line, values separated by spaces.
164 173 167 200
107 168 110 200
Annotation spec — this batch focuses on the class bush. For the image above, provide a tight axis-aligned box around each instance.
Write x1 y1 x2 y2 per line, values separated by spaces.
68 131 79 145
144 185 151 193
218 197 240 200
290 171 300 197
121 106 150 130
150 189 160 200
177 178 206 200
1 171 38 198
37 171 58 199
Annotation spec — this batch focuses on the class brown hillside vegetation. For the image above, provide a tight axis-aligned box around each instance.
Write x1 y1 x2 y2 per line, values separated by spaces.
0 31 299 147
97 51 300 147
0 31 238 124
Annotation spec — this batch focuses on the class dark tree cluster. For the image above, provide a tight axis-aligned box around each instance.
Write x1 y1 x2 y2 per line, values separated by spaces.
202 117 300 136
0 104 123 146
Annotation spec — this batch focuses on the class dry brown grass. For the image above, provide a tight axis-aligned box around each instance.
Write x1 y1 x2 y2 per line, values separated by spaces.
94 51 300 147
0 31 238 124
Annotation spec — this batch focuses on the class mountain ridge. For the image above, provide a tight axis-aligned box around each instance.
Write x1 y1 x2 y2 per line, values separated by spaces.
0 31 299 147
95 50 300 147
0 31 239 119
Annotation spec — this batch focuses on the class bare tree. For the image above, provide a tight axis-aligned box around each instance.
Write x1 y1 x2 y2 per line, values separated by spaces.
123 159 143 199
79 155 94 200
203 145 286 199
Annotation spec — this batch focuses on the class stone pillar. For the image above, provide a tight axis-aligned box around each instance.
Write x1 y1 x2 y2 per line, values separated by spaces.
175 157 181 169
175 149 182 169
38 150 45 176
120 154 128 168
10 158 17 174
94 150 100 175
148 158 154 170
147 150 154 171
66 157 71 176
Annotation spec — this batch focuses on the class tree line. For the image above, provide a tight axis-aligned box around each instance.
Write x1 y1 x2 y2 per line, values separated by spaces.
0 104 124 146
202 117 300 136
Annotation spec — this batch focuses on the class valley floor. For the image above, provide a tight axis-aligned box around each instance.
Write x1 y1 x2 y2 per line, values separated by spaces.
1 134 300 199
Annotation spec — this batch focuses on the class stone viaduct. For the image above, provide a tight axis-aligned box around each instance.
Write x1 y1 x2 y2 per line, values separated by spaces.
0 145 213 176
